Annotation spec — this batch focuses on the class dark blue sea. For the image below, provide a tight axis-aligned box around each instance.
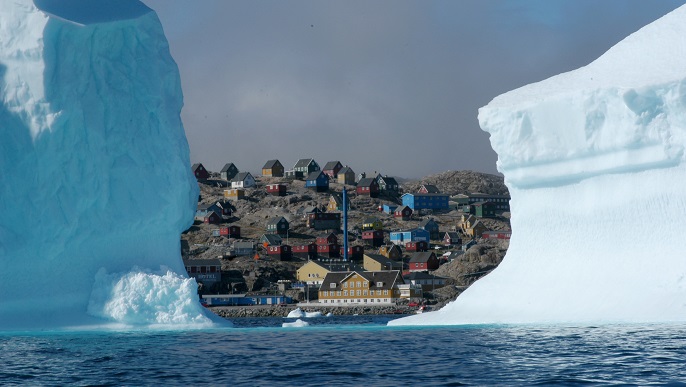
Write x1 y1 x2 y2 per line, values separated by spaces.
2 315 686 386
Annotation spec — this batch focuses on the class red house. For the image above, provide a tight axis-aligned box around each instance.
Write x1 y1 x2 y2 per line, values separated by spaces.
322 161 343 178
443 231 461 246
362 230 384 247
266 184 287 197
316 233 338 246
204 212 221 224
192 163 210 180
394 205 413 220
267 244 292 261
317 243 341 258
293 243 317 259
220 225 241 238
405 241 429 252
356 178 380 198
481 230 512 240
339 245 364 261
408 252 439 272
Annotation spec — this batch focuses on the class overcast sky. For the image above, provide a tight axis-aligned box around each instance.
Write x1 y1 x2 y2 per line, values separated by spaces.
141 0 685 178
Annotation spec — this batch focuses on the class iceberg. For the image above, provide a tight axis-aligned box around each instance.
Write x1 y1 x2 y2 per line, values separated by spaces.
391 5 686 326
0 0 216 330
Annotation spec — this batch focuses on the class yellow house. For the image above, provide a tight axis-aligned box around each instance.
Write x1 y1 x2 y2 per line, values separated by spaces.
379 244 402 260
224 188 245 200
318 270 404 305
459 214 487 237
363 253 402 272
296 260 358 285
361 217 383 231
327 193 349 212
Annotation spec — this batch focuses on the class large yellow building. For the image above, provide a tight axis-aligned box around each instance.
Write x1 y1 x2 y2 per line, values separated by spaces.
296 260 359 285
318 270 405 305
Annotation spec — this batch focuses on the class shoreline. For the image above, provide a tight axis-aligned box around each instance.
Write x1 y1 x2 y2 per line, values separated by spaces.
209 304 419 318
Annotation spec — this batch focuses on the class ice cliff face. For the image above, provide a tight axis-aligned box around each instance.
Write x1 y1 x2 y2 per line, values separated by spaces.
0 0 211 329
391 5 686 326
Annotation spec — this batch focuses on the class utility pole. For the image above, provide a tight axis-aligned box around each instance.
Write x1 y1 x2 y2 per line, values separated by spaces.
343 188 349 262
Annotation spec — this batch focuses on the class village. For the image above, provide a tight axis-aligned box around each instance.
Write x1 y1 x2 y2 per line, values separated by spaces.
183 159 512 316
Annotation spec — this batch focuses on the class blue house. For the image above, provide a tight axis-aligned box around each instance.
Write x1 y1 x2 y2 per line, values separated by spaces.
401 193 450 211
382 204 398 214
305 171 329 192
389 228 430 245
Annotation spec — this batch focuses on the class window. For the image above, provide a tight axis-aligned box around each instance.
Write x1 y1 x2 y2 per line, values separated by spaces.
343 290 348 296
356 281 361 288
357 290 361 296
363 290 367 296
330 282 336 288
384 290 389 295
377 282 383 287
337 291 341 296
369 290 374 296
323 291 328 297
343 282 348 288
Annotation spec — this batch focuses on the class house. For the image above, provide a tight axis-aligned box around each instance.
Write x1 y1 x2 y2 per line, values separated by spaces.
363 254 402 271
322 161 343 179
357 172 367 182
382 204 398 214
220 163 239 181
471 201 497 218
223 188 245 200
305 171 329 192
376 175 399 193
316 242 341 259
408 252 439 272
394 205 413 220
183 258 222 288
262 159 284 177
214 201 234 217
284 170 304 180
266 183 287 196
231 172 256 189
292 243 317 260
220 225 241 238
389 228 430 245
266 244 292 261
443 231 462 246
340 245 365 261
361 230 384 247
195 203 222 224
403 272 447 291
418 184 440 194
459 214 488 238
361 217 383 231
418 218 440 240
401 193 450 211
232 241 254 256
405 241 429 252
301 205 322 218
318 270 405 305
307 212 341 230
260 233 283 246
356 178 380 198
266 216 289 236
202 211 221 224
327 193 350 212
296 260 360 285
379 244 403 260
468 193 511 212
293 158 320 175
191 163 210 180
337 166 356 185
481 230 512 240
316 233 338 246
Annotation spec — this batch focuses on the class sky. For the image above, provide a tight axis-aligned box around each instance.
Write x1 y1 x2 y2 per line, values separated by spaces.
141 0 686 178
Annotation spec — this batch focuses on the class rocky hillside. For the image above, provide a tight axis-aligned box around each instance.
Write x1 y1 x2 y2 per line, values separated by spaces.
402 170 509 196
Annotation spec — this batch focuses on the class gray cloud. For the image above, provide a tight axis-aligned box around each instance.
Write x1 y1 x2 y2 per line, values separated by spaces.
143 0 686 178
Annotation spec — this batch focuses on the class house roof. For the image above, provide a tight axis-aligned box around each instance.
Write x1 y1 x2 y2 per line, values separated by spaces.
409 252 436 263
418 218 438 228
445 231 460 239
260 234 283 245
191 163 204 171
329 193 343 204
233 241 254 248
303 206 322 214
262 159 281 169
323 161 342 170
220 163 237 173
321 270 402 291
306 171 326 181
472 201 494 207
357 177 376 187
403 193 449 198
294 158 316 168
469 193 511 200
338 166 354 174
363 217 380 224
380 175 399 186
231 172 252 182
420 184 440 193
395 205 412 213
266 217 288 226
364 253 399 268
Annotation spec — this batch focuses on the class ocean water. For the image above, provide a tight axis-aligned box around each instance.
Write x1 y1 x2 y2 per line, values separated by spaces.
2 315 686 386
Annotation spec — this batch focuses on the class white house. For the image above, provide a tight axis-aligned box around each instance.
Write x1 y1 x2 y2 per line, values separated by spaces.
231 172 256 189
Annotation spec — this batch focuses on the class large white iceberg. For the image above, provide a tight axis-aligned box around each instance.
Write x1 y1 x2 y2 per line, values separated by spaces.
391 5 686 326
0 0 215 329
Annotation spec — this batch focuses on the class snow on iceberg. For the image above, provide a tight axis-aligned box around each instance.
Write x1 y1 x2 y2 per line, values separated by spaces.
0 1 212 330
391 5 686 326
282 319 310 328
286 308 323 318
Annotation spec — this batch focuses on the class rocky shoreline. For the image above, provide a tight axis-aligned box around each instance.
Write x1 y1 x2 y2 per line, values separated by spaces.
209 304 420 318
